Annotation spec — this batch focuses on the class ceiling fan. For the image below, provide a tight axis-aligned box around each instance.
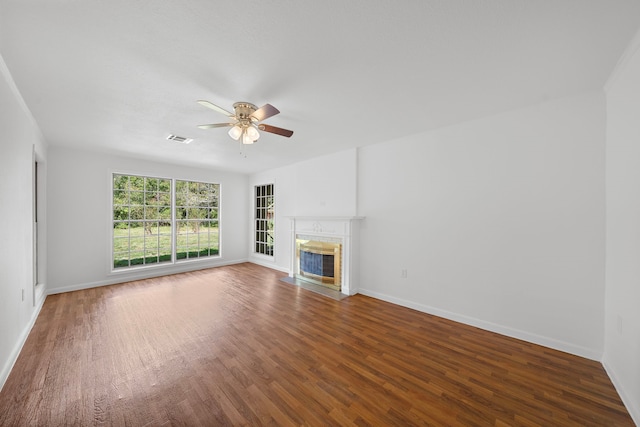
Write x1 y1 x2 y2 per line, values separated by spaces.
197 100 294 145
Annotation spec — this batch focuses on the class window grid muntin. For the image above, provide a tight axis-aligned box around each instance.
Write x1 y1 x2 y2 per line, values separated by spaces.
113 174 173 268
175 180 220 261
112 174 219 269
254 183 274 256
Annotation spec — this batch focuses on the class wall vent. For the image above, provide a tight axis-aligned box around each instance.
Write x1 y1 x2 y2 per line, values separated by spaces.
167 134 193 144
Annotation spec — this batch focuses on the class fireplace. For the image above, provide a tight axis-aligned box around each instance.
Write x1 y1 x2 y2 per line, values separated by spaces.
296 238 342 291
288 216 363 295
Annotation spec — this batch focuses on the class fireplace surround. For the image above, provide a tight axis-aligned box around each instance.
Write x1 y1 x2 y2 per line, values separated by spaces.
288 216 363 295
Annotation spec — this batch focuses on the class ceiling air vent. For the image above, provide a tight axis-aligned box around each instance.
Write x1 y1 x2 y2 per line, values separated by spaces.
167 134 193 144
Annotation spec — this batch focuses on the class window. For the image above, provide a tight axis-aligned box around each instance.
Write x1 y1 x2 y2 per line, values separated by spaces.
175 180 219 260
255 183 274 256
112 174 219 269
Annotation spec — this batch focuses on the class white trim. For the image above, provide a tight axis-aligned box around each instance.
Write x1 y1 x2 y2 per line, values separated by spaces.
605 26 640 92
289 216 363 296
603 361 640 426
49 258 248 295
32 146 38 304
358 287 602 361
286 216 365 221
35 282 47 307
108 170 174 274
0 55 45 142
251 252 275 263
108 172 222 273
33 150 47 301
108 254 223 276
217 179 223 258
253 182 275 257
171 177 177 264
0 289 46 392
249 259 289 274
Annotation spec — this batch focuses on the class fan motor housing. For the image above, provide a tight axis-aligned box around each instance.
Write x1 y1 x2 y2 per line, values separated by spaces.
233 102 258 120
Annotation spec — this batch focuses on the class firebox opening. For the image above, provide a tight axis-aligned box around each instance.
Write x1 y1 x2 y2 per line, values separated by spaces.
295 238 342 291
300 251 335 278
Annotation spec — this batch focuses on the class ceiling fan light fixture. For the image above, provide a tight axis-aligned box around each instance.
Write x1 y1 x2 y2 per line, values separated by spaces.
242 131 255 145
246 125 259 141
198 100 293 146
228 125 242 140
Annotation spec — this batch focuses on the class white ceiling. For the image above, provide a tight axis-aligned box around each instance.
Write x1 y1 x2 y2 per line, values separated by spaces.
1 1 639 174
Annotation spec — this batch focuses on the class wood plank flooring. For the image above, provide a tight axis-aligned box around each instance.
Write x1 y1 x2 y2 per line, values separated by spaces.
0 263 633 426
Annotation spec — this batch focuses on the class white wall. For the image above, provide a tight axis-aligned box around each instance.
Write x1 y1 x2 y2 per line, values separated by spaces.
47 146 249 293
0 56 47 390
289 149 358 217
248 148 358 272
358 92 606 360
604 29 640 424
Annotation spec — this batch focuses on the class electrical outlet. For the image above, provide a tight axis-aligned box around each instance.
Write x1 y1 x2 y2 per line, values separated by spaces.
401 269 407 278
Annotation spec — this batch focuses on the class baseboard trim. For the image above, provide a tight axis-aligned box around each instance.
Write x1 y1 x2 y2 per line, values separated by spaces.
48 258 249 295
248 258 290 274
0 290 47 392
603 360 640 426
35 282 46 307
358 288 601 361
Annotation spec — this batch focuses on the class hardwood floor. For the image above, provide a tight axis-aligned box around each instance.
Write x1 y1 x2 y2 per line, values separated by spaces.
0 263 633 426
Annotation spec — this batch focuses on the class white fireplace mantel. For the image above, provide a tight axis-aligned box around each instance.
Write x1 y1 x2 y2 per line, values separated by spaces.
287 216 364 295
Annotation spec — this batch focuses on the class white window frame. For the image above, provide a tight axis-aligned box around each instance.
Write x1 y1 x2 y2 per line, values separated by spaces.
110 173 221 272
175 179 220 261
254 183 275 257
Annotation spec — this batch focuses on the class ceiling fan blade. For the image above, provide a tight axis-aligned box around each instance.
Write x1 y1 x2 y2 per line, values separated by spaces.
198 123 234 129
258 124 294 138
197 100 234 117
251 104 280 122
